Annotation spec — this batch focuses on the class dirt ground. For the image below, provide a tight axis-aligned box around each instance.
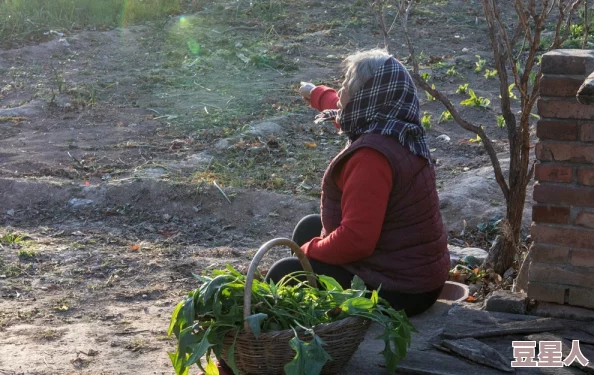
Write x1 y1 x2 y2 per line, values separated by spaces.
0 0 536 374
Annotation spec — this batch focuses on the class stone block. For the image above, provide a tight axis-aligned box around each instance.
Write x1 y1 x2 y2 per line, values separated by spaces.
484 290 528 315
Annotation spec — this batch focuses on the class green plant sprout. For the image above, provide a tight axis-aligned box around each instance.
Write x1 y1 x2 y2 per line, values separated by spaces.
421 113 432 130
460 89 490 109
484 68 497 79
474 55 486 73
439 110 453 123
446 66 458 76
456 83 469 95
496 115 505 128
425 84 436 101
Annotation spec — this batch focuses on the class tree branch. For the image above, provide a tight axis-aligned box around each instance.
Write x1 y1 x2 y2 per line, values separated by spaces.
411 74 510 201
584 0 590 49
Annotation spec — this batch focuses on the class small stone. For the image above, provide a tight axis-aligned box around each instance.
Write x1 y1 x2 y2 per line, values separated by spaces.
162 213 171 221
6 209 15 217
503 267 515 279
485 290 527 314
449 246 488 266
462 47 470 52
69 198 94 208
436 134 451 142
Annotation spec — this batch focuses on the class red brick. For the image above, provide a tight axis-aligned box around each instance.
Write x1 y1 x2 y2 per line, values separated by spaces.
538 97 594 120
536 120 578 141
536 142 594 164
574 211 594 229
568 286 594 309
581 122 594 142
527 281 566 304
534 164 573 183
570 250 594 267
541 50 592 75
532 244 570 264
540 75 585 97
578 167 594 186
533 183 594 207
531 223 594 249
532 205 571 224
529 262 594 288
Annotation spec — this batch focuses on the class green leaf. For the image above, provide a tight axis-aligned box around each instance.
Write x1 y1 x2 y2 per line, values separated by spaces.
340 297 375 313
204 357 219 375
185 326 213 367
168 351 190 375
317 275 344 292
204 275 235 303
371 290 379 304
226 331 241 375
168 300 185 336
245 313 268 339
284 333 332 375
350 276 366 291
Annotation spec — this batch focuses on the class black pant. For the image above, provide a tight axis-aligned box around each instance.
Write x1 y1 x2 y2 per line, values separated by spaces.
265 214 443 317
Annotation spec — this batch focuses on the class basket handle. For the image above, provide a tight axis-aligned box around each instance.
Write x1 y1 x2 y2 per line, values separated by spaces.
243 238 318 330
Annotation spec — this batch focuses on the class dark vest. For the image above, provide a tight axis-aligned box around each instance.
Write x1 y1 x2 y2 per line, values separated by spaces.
320 134 450 294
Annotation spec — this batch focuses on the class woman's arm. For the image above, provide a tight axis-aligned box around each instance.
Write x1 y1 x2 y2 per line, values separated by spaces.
302 148 393 265
310 85 339 111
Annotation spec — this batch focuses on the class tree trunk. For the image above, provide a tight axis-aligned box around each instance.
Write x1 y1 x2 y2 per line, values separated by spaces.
500 181 527 275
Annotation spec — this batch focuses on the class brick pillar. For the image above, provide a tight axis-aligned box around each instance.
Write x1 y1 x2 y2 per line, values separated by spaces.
528 50 594 310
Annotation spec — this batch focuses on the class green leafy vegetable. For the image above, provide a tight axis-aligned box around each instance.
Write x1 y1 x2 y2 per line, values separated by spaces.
167 267 415 375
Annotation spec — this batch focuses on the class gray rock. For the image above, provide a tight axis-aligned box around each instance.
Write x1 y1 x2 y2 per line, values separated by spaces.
68 198 94 208
485 290 528 315
214 139 231 150
0 99 46 117
440 338 513 372
437 162 533 234
533 302 594 322
449 246 488 267
244 121 282 137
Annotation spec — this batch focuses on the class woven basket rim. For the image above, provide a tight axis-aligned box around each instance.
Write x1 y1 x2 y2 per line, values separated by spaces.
225 315 370 340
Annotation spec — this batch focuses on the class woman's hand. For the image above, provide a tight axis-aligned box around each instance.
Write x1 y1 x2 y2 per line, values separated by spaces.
299 82 316 104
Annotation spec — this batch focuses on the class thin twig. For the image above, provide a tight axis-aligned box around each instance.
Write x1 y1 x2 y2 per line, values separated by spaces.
213 181 232 204
584 0 590 49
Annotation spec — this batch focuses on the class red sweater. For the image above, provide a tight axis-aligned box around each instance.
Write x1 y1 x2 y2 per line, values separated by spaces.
302 86 393 265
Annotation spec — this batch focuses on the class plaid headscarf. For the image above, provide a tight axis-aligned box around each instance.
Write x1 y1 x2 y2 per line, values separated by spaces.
315 57 432 164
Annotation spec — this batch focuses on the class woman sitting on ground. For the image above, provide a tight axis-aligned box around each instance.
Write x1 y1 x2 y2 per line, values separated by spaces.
265 48 450 317
205 48 451 375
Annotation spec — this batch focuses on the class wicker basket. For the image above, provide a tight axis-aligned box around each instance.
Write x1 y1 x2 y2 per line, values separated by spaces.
221 238 371 375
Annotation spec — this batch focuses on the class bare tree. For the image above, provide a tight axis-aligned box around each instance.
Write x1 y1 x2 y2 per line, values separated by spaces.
372 0 584 274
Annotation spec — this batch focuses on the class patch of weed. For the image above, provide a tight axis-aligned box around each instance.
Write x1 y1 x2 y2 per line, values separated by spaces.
17 249 38 261
0 0 181 45
38 329 66 341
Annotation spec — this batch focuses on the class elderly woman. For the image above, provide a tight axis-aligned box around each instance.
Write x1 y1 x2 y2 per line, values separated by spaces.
265 49 450 317
205 49 450 375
